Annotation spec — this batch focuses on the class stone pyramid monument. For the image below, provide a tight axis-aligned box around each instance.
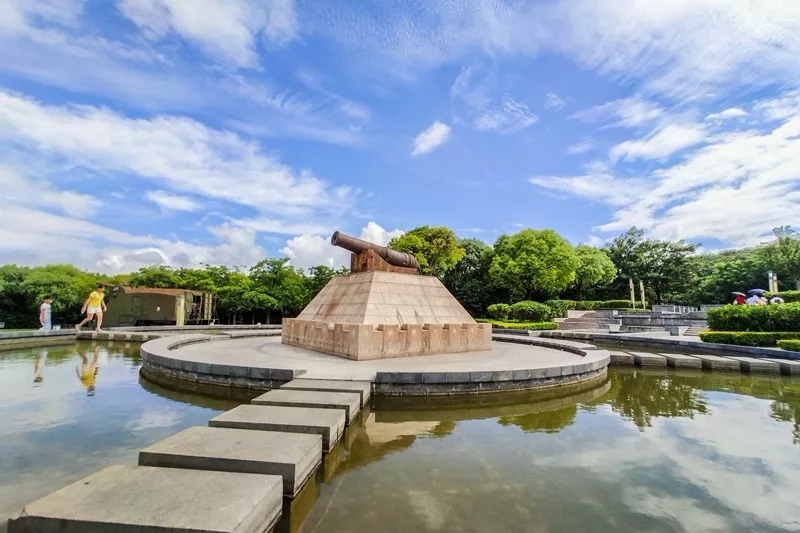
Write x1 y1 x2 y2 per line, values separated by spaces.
282 231 492 360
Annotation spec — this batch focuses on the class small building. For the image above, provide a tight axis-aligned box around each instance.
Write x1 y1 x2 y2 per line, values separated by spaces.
102 287 214 328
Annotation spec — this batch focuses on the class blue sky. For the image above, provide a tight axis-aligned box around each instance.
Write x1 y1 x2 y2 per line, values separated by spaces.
1 0 799 273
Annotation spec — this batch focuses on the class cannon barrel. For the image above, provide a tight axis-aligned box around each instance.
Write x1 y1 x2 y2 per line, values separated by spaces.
331 231 420 270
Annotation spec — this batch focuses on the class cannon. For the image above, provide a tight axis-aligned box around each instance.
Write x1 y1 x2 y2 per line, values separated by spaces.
331 231 420 271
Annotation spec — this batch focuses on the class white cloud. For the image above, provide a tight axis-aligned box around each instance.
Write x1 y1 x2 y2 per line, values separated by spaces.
411 121 452 156
705 108 748 121
610 122 707 162
566 138 595 155
282 221 404 270
145 190 201 212
0 89 352 223
571 97 664 128
0 164 98 218
118 0 298 67
450 65 538 134
534 90 800 247
544 92 566 110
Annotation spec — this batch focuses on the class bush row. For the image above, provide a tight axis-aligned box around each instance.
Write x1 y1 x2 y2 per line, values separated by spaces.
476 319 558 330
488 299 641 321
772 290 800 303
698 331 800 347
707 303 800 332
777 339 800 351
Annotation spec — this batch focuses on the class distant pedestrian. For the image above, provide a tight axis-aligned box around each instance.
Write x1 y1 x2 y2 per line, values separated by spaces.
38 296 52 331
770 296 785 304
733 294 746 305
746 294 764 305
76 284 107 331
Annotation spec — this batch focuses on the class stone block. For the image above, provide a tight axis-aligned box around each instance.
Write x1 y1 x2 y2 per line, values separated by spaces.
689 354 741 372
209 404 345 452
725 356 781 374
631 352 668 367
609 351 635 365
659 353 702 369
138 426 321 498
281 378 372 406
763 358 800 375
252 389 361 425
7 464 282 533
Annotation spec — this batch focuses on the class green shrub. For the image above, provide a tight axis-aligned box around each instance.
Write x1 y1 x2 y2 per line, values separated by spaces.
707 303 800 332
487 303 511 321
699 331 800 347
510 300 553 322
597 299 636 309
777 339 800 351
476 319 558 330
545 299 570 318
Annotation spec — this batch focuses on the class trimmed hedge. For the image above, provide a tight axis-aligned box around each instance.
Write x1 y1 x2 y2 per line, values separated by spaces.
772 291 800 303
509 300 553 322
487 303 511 321
544 299 646 317
707 303 800 332
777 339 800 351
699 331 800 347
477 319 558 330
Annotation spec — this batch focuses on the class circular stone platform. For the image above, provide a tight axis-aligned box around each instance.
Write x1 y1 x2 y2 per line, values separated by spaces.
140 332 610 396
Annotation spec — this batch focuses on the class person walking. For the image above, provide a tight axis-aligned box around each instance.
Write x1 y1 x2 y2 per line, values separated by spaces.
38 295 53 331
76 284 107 331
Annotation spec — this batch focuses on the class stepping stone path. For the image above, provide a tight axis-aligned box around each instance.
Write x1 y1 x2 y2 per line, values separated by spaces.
723 356 782 374
7 464 283 533
281 378 372 406
689 354 741 372
252 389 362 425
630 352 668 367
139 426 322 497
609 351 635 365
9 378 372 533
658 353 702 369
763 358 800 376
210 404 345 453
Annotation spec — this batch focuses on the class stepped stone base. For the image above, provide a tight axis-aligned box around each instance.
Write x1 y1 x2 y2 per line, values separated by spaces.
282 319 492 360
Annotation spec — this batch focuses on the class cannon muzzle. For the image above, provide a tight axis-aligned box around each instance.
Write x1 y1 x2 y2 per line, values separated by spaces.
331 231 420 270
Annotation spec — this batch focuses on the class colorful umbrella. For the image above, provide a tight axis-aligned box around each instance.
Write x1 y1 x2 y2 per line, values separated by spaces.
747 289 768 295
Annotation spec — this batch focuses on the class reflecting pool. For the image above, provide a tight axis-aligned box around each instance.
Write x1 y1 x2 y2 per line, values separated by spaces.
0 342 235 528
1 343 799 533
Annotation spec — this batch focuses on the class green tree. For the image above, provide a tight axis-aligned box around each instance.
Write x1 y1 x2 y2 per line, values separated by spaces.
441 238 499 316
128 265 183 288
249 258 308 317
766 226 800 290
304 265 348 302
573 245 617 300
388 226 465 277
640 239 698 304
489 229 578 301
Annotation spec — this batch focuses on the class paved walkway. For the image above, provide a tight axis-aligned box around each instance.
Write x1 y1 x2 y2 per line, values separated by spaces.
172 336 582 381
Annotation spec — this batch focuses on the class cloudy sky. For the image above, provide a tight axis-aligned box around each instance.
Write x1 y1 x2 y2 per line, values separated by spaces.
1 0 799 273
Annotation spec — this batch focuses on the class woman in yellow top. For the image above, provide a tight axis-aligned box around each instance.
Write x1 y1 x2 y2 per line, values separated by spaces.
76 284 107 331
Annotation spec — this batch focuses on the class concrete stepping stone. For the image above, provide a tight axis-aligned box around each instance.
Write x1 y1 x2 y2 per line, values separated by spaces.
252 389 361 425
281 378 372 406
630 352 668 367
210 404 345 452
7 464 282 533
609 351 635 365
763 358 800 375
690 354 741 371
138 426 321 498
659 353 702 369
723 356 781 374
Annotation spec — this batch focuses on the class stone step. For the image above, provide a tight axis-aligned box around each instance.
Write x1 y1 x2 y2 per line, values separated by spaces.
689 353 741 371
7 464 282 533
723 356 781 374
658 353 703 369
252 389 361 426
281 379 372 407
630 352 668 367
138 426 322 498
609 351 635 365
210 404 345 452
762 358 800 376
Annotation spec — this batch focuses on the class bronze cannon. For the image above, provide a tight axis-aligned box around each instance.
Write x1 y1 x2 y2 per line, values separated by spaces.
331 231 420 271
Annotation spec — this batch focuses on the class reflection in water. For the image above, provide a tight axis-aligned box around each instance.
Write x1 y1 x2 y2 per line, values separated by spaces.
0 342 236 527
304 370 800 533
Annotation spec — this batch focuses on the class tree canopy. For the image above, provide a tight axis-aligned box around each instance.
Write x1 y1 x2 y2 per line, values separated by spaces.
389 226 465 277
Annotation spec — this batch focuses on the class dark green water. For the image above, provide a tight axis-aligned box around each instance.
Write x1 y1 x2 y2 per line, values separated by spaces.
1 344 798 533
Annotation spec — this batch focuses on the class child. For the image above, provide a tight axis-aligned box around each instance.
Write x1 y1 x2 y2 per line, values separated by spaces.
38 295 53 331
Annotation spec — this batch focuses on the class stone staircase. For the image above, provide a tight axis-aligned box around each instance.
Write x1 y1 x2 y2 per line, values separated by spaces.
684 326 708 336
555 311 600 330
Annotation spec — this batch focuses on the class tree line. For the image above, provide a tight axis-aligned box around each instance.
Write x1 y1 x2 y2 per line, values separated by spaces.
1 225 799 328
